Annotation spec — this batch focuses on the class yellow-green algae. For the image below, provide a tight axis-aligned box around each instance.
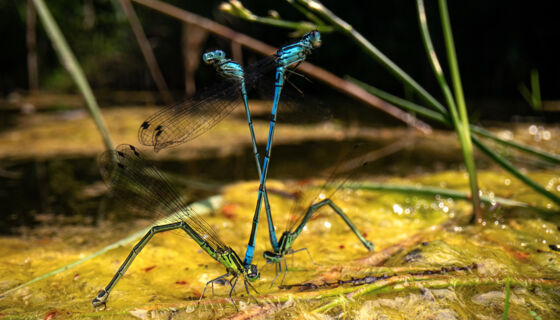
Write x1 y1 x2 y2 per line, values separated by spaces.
0 170 559 319
2 103 558 165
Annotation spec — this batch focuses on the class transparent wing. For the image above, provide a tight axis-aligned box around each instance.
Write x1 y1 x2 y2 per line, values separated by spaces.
286 142 372 232
138 80 243 152
138 56 278 153
253 66 332 124
98 144 226 251
243 55 276 89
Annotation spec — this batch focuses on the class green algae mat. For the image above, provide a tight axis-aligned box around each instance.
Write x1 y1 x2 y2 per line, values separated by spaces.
1 171 559 319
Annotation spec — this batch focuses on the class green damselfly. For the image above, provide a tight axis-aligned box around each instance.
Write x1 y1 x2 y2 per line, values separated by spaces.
92 145 259 309
263 143 376 286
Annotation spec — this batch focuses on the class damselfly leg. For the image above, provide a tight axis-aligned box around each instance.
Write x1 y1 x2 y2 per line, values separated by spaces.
93 221 200 308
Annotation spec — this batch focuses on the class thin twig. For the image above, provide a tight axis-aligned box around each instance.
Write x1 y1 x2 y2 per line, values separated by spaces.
182 23 209 96
119 0 173 104
220 0 333 33
26 0 39 92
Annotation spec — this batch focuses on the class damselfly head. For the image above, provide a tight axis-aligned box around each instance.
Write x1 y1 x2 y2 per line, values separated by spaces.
305 30 321 48
203 50 226 64
246 264 260 281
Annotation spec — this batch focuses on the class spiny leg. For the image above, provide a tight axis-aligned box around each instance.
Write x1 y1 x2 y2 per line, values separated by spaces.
291 199 374 254
270 261 282 288
199 272 231 305
246 278 260 295
280 257 289 286
229 277 237 296
269 248 317 289
325 200 374 251
291 247 318 265
92 222 185 308
243 278 261 305
210 274 233 297
228 276 239 311
285 68 312 82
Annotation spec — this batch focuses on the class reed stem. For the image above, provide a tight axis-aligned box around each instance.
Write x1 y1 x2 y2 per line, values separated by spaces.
503 277 511 320
349 77 560 207
417 0 480 219
31 0 114 151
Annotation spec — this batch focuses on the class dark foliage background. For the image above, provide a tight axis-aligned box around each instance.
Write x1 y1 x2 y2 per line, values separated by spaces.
0 0 558 118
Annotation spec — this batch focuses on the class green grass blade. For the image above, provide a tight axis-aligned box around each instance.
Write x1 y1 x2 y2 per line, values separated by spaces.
470 126 560 164
503 277 511 320
530 69 542 111
348 78 560 165
417 0 480 219
529 311 544 320
286 0 329 27
31 0 114 151
472 135 560 206
220 1 333 33
292 0 448 115
438 0 481 220
342 183 554 215
518 82 534 108
438 0 468 127
346 77 448 123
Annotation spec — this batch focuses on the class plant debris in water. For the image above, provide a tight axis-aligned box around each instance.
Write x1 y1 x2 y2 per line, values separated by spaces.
0 170 559 319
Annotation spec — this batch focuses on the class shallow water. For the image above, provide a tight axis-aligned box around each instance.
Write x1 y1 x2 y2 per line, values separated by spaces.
0 170 559 319
0 103 559 318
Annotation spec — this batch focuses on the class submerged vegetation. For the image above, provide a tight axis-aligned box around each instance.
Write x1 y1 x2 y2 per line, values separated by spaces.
0 171 559 318
0 0 558 319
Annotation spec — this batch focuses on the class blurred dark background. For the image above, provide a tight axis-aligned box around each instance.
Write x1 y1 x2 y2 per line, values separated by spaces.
0 0 558 119
1 0 559 233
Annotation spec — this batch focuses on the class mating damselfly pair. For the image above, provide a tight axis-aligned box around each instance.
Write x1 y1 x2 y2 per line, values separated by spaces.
92 31 374 310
